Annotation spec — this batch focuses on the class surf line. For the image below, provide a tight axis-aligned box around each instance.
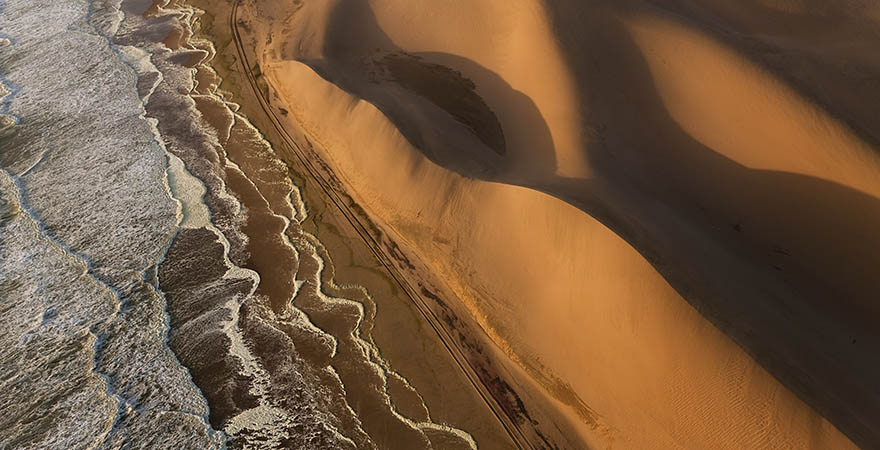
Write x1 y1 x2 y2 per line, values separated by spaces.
227 1 533 448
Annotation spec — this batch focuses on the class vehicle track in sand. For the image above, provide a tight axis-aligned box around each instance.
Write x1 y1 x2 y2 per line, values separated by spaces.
228 1 535 448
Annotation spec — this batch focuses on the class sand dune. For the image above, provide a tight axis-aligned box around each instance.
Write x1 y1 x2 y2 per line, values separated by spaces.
227 0 880 448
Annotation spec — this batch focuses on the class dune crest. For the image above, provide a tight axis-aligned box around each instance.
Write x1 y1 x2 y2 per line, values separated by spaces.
624 13 880 192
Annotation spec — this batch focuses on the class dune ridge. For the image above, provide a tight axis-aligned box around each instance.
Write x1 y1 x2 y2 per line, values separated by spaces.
228 0 880 448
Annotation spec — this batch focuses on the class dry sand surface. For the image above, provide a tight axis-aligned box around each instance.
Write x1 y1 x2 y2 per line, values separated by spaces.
225 0 880 448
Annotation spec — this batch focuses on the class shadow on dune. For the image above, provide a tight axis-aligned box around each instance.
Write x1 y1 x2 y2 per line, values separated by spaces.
308 0 557 181
295 0 880 447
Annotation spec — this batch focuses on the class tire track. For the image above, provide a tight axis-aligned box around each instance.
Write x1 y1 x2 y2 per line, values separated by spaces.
228 2 534 448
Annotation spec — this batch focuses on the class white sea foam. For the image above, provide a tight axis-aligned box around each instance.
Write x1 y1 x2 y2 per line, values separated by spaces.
0 0 223 447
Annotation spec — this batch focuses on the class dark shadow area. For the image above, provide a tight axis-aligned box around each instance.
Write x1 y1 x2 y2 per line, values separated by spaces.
417 50 559 180
308 0 556 181
382 53 506 156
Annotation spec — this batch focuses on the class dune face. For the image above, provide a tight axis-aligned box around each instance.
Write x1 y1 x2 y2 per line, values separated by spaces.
226 0 880 448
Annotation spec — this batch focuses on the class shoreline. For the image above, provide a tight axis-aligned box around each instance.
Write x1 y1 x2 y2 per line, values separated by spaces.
223 1 534 446
0 0 514 446
158 0 520 447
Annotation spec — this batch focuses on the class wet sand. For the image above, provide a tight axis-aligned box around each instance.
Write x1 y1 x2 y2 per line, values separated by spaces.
154 0 520 448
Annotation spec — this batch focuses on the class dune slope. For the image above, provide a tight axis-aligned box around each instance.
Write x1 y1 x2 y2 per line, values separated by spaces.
234 0 880 448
